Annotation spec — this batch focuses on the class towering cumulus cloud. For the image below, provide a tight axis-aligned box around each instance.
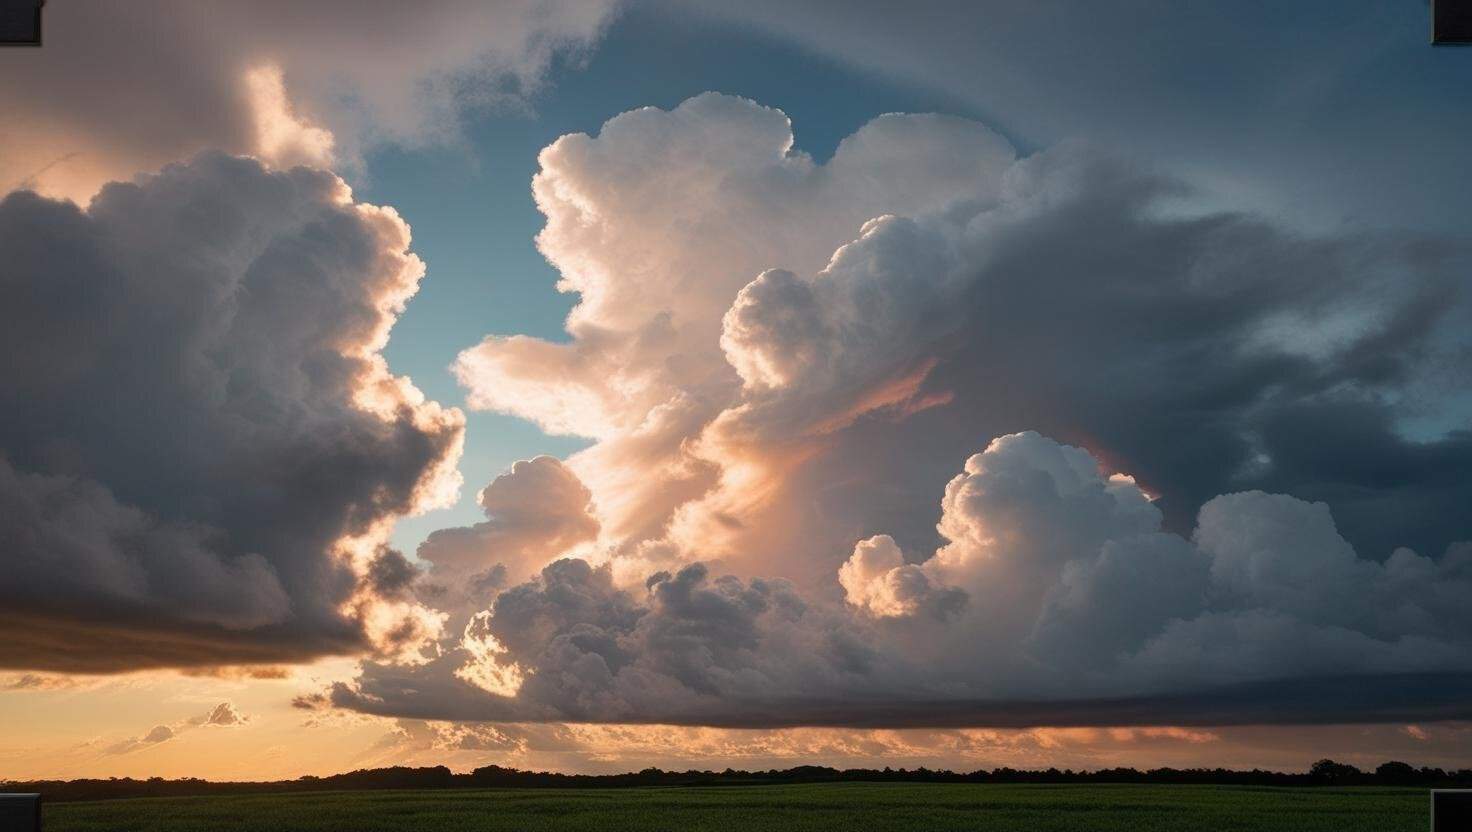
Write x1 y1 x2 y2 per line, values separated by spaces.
0 153 463 672
328 93 1472 728
453 94 1017 566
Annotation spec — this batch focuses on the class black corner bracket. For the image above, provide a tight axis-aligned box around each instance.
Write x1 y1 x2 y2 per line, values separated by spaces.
0 0 43 47
1433 0 1472 44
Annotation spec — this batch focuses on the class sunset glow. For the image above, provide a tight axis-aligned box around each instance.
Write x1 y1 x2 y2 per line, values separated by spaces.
3 0 1471 791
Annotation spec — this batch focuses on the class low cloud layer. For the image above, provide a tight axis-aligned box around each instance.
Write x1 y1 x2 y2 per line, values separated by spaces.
336 433 1472 727
0 153 463 672
330 94 1472 729
355 718 1472 776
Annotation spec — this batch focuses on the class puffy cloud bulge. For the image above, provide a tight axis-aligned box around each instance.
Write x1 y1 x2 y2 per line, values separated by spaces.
334 94 1472 728
0 154 463 672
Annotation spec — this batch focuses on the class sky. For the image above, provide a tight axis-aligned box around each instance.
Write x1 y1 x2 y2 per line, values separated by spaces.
2 0 1472 780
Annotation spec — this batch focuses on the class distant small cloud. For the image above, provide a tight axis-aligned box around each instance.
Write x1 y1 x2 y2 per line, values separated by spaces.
193 702 249 727
105 702 248 755
105 724 174 755
292 693 329 711
3 673 79 691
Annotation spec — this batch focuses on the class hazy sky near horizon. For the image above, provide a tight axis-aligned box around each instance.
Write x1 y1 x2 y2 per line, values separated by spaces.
3 0 1472 780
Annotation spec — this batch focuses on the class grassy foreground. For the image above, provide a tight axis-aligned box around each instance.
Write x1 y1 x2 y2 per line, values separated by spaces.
45 782 1428 832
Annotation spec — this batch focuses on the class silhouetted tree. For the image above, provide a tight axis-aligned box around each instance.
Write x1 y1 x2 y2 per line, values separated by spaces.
1309 758 1362 785
12 757 1472 802
1376 761 1418 785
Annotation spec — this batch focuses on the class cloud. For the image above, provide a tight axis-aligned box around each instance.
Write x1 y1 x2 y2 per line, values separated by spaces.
0 0 619 200
191 702 250 728
366 549 422 601
419 457 599 587
354 718 1239 775
415 456 600 635
452 94 1470 597
707 137 1466 566
838 535 961 619
330 94 1472 728
105 724 176 756
674 1 1472 238
105 701 249 755
453 93 1021 566
837 431 1174 643
0 152 463 673
180 666 293 681
845 433 1472 697
371 719 528 757
2 674 86 692
352 716 1472 776
333 431 1472 727
333 558 882 726
456 98 1012 440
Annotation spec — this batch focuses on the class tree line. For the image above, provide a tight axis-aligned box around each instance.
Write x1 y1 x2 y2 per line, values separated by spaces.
8 759 1469 803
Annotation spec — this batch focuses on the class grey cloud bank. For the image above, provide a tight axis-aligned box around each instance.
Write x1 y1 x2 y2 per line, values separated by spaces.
0 153 463 672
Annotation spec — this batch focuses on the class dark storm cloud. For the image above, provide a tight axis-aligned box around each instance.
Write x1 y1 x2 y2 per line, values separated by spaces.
367 549 421 600
678 0 1472 234
695 142 1472 609
1249 401 1472 559
0 153 462 672
900 151 1472 560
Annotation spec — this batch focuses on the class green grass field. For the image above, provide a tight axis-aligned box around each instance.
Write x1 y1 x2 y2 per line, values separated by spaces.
44 782 1430 832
